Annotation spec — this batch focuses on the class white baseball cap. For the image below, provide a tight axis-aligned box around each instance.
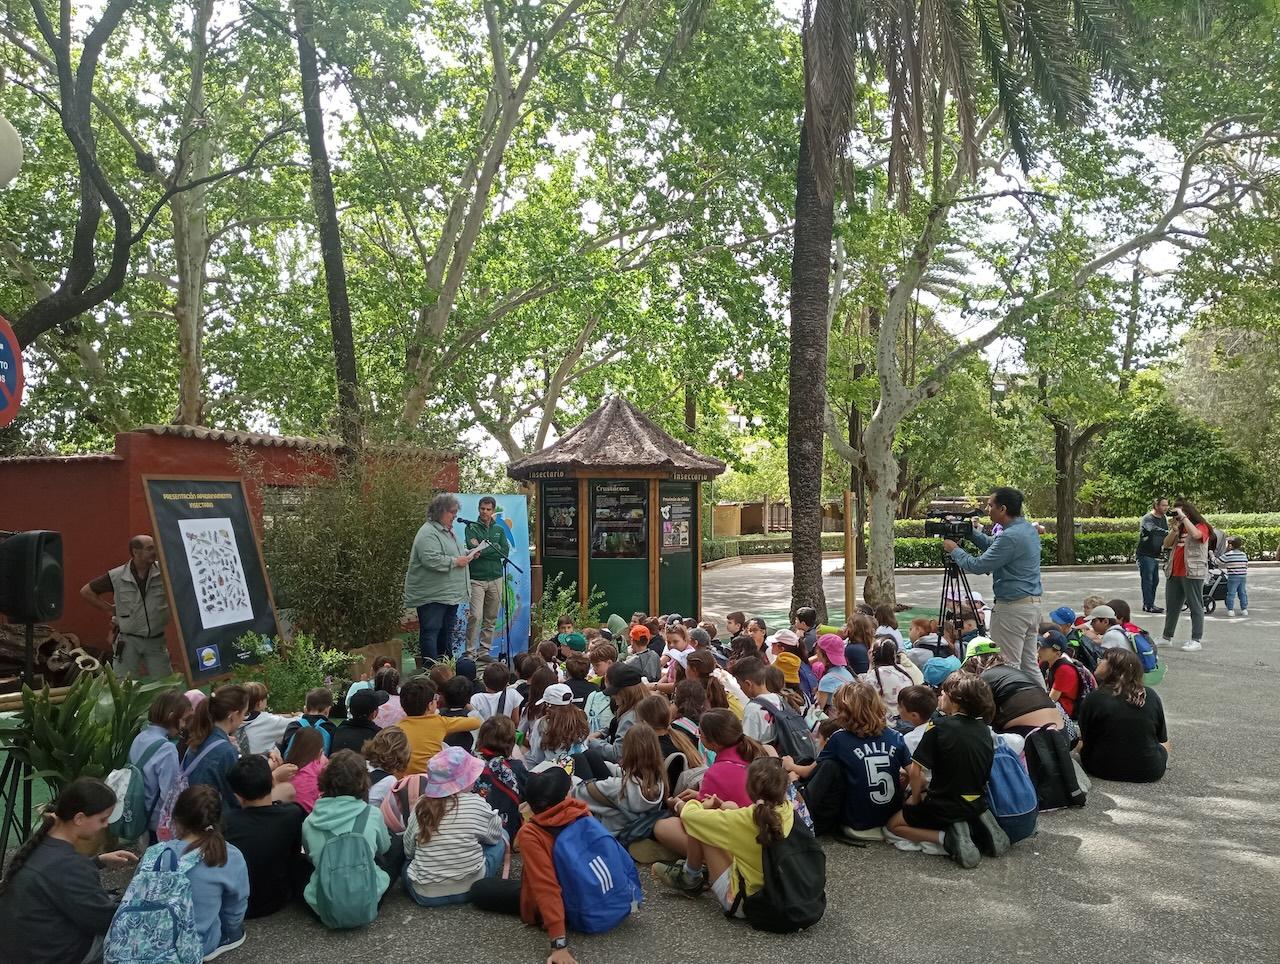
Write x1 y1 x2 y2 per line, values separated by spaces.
537 683 574 707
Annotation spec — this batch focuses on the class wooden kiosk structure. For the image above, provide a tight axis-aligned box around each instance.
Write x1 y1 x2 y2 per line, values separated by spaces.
508 397 725 619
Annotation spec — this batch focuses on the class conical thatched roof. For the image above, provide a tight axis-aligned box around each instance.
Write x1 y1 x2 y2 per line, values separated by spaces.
507 396 726 481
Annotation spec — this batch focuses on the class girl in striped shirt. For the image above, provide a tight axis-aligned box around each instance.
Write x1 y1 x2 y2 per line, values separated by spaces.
1221 537 1249 616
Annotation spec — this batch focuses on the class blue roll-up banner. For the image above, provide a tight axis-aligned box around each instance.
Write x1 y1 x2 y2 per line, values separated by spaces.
448 493 531 659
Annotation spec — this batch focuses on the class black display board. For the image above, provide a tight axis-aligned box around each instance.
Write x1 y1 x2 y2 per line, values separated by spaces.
542 481 579 558
590 480 648 559
143 476 278 683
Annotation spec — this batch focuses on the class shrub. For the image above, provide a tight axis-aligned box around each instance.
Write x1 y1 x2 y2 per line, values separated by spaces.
232 632 360 714
257 453 443 650
530 572 607 642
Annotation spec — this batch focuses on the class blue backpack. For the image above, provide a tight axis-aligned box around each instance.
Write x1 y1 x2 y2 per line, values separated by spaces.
1125 629 1159 674
285 717 332 756
105 843 203 964
549 814 642 934
985 738 1038 844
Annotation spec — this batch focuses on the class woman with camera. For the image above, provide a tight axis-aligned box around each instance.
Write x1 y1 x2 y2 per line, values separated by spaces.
1161 499 1211 653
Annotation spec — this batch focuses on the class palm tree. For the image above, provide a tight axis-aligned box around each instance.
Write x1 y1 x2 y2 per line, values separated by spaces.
787 0 1132 619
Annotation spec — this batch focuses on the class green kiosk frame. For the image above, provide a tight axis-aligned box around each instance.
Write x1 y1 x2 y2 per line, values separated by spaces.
508 397 725 620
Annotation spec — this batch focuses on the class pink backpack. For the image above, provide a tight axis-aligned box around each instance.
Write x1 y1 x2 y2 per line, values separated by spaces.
379 774 429 834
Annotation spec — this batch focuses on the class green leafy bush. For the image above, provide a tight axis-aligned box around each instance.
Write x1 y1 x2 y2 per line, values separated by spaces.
530 573 607 643
0 668 182 795
232 633 360 713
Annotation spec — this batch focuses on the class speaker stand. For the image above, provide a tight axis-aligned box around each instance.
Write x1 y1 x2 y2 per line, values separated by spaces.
0 623 37 875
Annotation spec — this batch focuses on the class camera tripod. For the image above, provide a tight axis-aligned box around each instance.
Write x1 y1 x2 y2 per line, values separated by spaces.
0 621 36 876
937 550 987 645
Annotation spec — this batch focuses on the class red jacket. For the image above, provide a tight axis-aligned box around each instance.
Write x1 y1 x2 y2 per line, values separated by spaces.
514 796 591 939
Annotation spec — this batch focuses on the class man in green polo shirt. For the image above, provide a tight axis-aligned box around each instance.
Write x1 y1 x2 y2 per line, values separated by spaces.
464 496 512 663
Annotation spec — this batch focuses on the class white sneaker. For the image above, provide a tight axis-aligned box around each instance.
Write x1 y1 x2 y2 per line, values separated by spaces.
1225 610 1235 617
920 841 946 856
1241 609 1248 616
1180 639 1203 652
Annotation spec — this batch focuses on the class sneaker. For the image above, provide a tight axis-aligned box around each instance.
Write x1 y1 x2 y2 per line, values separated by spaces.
943 821 981 869
1226 609 1235 617
968 811 1011 858
1242 609 1248 616
1180 639 1203 652
652 861 704 897
204 935 246 962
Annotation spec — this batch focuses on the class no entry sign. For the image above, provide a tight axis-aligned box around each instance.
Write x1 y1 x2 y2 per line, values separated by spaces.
0 313 24 428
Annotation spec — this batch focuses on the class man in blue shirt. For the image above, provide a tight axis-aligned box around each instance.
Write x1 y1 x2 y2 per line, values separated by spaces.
944 487 1044 682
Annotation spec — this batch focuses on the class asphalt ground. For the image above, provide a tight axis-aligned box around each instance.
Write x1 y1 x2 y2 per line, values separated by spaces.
106 564 1278 964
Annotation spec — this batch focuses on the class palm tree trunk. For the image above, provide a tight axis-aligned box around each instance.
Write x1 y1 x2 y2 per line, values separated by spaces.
293 0 361 450
788 124 832 621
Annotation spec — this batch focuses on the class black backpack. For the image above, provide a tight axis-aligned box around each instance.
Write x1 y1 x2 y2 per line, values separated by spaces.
1023 725 1087 811
751 696 818 765
726 820 826 932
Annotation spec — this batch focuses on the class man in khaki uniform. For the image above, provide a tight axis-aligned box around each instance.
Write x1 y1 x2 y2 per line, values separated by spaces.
81 535 173 677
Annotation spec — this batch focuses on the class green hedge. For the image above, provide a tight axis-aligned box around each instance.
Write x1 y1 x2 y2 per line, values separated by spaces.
704 526 1280 566
889 512 1280 537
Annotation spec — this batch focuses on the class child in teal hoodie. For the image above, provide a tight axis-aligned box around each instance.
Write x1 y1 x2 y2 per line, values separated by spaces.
301 750 391 916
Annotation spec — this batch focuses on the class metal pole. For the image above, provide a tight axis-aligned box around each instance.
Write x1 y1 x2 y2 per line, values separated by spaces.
844 489 855 620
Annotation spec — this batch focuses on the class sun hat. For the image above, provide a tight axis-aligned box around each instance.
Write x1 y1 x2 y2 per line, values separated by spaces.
773 651 801 684
629 624 652 642
923 655 962 687
965 637 1001 657
1050 606 1077 626
423 746 485 798
816 633 847 667
604 662 644 695
607 613 629 637
769 628 800 650
537 683 574 707
1039 630 1068 652
1088 605 1117 622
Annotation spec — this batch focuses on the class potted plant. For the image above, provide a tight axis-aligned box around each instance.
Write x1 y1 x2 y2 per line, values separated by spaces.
231 632 360 714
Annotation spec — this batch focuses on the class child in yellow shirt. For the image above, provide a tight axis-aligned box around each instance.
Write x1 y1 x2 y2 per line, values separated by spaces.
397 677 481 776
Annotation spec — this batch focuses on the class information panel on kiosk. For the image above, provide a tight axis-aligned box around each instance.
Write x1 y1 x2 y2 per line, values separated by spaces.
143 476 279 682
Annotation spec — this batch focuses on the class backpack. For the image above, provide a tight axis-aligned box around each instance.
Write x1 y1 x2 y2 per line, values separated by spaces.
157 738 223 842
1125 629 1159 674
285 717 332 757
548 814 643 934
1065 628 1101 673
105 739 164 842
984 737 1038 843
751 696 818 765
311 806 380 929
380 774 428 834
104 843 203 964
1050 656 1096 720
727 819 826 933
1023 725 1087 811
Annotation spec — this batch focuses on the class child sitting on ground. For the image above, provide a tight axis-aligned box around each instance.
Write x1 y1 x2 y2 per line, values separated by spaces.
896 685 940 753
284 727 328 814
573 722 667 844
906 618 942 669
361 726 409 809
224 756 308 919
562 653 599 711
654 757 793 915
585 645 617 732
472 715 529 837
302 750 390 926
525 683 591 768
403 747 504 907
346 655 398 708
472 661 525 725
843 615 875 674
331 688 386 755
884 674 1008 869
279 687 338 757
439 674 480 751
398 677 482 776
1038 631 1088 720
672 680 707 750
374 667 406 727
860 639 916 721
238 682 293 755
730 657 780 747
154 785 249 959
813 633 854 710
127 690 190 843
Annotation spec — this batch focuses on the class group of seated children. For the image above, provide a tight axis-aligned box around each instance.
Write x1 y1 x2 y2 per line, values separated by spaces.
3 595 1176 962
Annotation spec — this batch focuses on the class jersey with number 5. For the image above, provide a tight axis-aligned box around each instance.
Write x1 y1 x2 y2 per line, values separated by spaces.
817 727 912 831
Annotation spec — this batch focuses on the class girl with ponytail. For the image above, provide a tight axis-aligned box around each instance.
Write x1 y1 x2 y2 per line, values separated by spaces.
156 785 249 959
0 777 137 964
183 684 253 811
654 756 794 916
127 690 191 842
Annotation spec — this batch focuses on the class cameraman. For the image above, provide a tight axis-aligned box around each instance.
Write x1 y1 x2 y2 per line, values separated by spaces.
943 487 1043 682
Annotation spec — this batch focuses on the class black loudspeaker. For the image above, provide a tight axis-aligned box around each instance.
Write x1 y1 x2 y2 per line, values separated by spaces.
0 530 64 622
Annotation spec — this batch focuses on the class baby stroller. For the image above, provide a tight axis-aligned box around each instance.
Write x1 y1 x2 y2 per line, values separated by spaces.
1201 550 1229 613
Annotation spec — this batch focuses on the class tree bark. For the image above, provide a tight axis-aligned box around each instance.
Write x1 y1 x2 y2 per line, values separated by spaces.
862 400 902 608
1052 420 1075 564
787 123 831 621
293 0 361 450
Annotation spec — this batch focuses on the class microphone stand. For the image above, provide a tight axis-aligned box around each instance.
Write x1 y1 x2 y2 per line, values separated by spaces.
496 548 524 667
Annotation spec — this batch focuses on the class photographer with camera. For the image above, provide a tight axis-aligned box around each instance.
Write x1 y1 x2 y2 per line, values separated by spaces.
1160 499 1210 653
943 488 1043 682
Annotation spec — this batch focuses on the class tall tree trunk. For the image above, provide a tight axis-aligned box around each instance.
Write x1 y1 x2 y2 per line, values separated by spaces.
848 360 867 566
862 405 901 608
1053 420 1076 564
788 124 832 621
293 0 361 450
684 386 696 433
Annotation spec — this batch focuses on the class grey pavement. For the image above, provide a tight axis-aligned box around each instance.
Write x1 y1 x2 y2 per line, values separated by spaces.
230 565 1280 963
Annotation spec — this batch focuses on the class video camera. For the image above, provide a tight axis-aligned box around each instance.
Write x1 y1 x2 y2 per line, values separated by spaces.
923 500 981 542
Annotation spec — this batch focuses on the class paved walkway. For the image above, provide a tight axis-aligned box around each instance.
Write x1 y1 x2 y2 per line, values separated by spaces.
225 565 1280 963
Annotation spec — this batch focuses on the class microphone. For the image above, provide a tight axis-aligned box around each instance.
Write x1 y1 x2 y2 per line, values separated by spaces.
456 517 477 525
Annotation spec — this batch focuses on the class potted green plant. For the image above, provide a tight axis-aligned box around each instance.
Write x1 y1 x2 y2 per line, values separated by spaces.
231 632 360 714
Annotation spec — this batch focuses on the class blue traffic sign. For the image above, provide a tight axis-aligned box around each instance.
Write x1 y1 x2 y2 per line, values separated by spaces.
0 313 24 427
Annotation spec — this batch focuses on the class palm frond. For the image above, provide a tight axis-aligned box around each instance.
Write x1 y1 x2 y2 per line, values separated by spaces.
803 0 860 202
973 0 1034 169
1018 0 1091 125
926 0 984 177
1071 0 1135 86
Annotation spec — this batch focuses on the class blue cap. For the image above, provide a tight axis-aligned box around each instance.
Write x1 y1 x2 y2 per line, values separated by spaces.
923 655 961 687
1050 606 1077 626
1039 630 1069 652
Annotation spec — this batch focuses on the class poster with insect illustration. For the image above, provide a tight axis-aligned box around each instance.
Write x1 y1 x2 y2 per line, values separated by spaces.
178 518 255 628
144 476 280 684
